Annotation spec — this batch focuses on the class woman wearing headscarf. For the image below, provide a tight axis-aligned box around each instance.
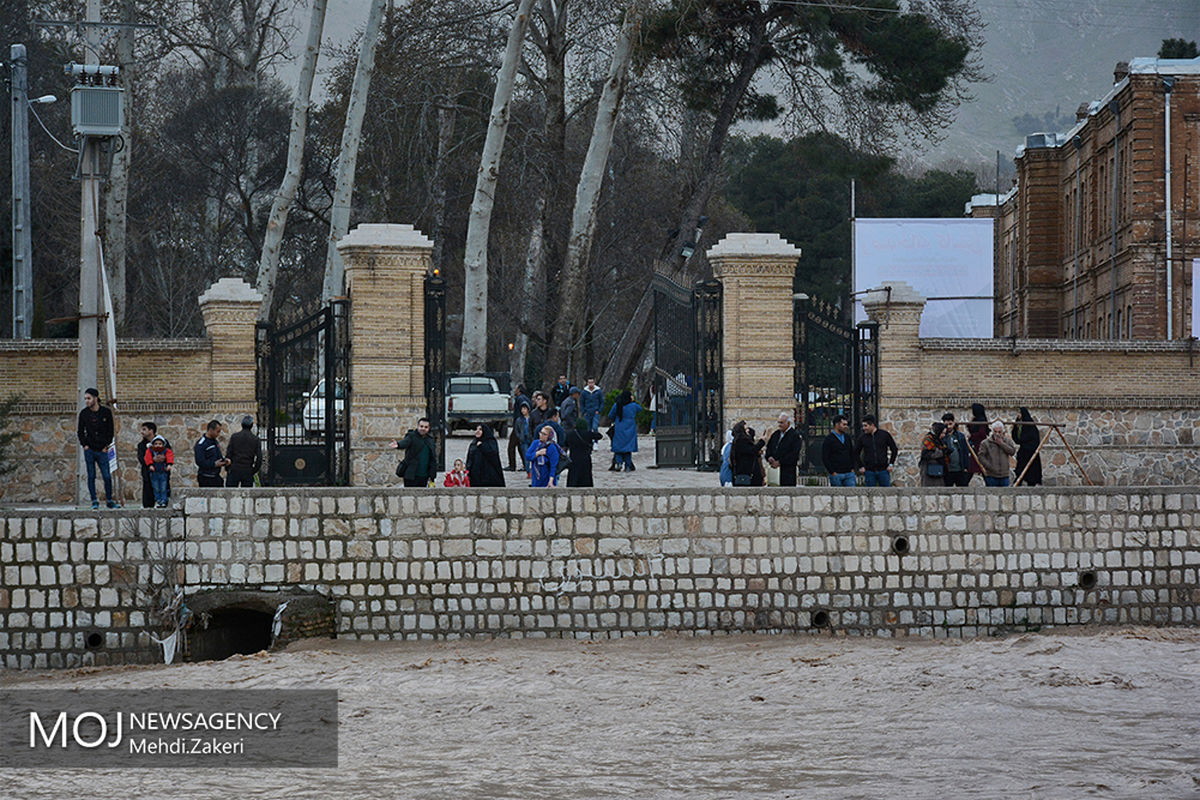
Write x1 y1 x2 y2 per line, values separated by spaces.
608 389 642 472
466 424 506 487
919 421 950 487
729 420 764 486
526 425 561 487
565 418 603 487
966 403 989 484
1012 407 1043 486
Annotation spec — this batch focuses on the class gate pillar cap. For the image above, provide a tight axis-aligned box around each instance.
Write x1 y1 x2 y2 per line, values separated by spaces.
862 281 926 307
336 223 433 252
706 232 802 260
198 277 263 305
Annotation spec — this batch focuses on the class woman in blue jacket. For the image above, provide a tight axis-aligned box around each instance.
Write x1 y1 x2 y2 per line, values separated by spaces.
608 389 642 472
525 425 561 487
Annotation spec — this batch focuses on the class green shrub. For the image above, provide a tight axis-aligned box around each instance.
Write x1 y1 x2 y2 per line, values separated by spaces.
0 394 23 476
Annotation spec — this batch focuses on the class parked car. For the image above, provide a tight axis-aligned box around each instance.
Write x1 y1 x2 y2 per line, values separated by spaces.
445 374 511 436
302 378 346 436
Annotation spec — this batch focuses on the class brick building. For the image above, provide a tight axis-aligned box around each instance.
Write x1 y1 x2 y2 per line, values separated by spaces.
978 56 1200 340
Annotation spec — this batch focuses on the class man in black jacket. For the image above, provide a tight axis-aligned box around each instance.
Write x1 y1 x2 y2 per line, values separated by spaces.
390 417 438 487
765 412 802 487
194 420 229 487
821 414 858 487
226 416 262 487
78 388 117 509
855 414 899 486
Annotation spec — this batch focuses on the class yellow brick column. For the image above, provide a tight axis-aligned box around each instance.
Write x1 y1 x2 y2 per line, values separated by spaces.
707 232 802 433
862 281 927 462
337 223 434 485
861 281 927 407
198 278 262 414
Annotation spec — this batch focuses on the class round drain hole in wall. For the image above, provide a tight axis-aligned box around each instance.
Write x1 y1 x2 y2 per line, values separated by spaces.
891 535 910 555
811 610 830 628
1078 571 1098 589
84 631 104 649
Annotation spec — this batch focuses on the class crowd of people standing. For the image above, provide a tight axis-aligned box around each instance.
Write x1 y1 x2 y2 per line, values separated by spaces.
720 403 1045 488
395 375 632 489
76 387 262 509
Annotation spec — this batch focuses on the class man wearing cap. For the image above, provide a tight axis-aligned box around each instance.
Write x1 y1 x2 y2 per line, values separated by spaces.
559 386 581 430
226 415 262 487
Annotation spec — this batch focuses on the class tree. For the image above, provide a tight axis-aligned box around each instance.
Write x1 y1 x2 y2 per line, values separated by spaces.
544 0 647 378
320 0 387 305
600 0 982 389
1159 38 1199 59
459 0 537 371
724 133 978 302
256 0 328 322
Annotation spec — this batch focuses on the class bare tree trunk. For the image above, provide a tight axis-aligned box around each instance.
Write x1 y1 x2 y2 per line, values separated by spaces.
510 194 547 384
103 0 136 329
510 0 567 385
321 0 386 303
459 0 536 372
599 15 770 390
544 0 644 379
255 0 328 321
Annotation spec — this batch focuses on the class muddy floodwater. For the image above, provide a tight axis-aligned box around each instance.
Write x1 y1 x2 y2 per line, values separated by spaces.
4 628 1200 799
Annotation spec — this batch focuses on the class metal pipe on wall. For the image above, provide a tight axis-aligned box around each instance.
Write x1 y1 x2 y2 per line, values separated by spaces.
1164 75 1175 339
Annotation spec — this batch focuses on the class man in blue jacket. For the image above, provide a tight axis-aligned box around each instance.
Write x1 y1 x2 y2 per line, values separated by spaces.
580 378 603 433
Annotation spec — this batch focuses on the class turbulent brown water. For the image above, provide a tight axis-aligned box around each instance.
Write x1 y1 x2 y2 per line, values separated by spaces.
4 628 1200 799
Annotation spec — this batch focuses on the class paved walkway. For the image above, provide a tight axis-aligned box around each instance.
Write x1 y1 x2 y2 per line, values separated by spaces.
445 433 719 489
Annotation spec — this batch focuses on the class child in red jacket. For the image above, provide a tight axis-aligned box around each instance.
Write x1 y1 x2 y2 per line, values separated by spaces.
143 435 174 507
443 458 470 488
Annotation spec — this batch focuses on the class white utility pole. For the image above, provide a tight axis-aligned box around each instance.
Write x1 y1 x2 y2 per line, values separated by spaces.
10 44 33 339
76 0 103 505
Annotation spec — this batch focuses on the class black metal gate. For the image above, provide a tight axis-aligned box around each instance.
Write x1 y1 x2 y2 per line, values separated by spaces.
793 295 878 475
652 275 722 470
693 279 723 471
424 274 447 472
257 301 350 485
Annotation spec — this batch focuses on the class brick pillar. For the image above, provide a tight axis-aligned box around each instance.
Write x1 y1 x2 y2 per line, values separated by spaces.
707 232 802 432
198 278 262 413
337 223 434 485
861 281 926 410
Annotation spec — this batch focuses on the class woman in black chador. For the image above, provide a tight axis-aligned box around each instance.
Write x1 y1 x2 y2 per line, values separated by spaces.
466 424 506 487
566 418 603 487
1011 407 1043 486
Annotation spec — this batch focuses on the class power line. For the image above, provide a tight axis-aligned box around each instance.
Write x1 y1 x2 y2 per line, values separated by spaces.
27 102 79 153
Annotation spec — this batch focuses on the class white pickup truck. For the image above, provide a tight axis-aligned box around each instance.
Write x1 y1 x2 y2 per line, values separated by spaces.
445 374 511 437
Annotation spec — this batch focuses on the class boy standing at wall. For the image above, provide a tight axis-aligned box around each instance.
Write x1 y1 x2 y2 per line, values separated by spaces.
143 435 175 507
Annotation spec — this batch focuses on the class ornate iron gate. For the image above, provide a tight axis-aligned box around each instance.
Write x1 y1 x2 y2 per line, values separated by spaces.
793 296 877 475
652 275 722 470
424 274 447 472
257 300 350 485
693 279 723 471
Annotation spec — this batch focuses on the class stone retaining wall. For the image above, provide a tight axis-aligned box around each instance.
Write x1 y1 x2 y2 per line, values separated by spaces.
2 487 1197 670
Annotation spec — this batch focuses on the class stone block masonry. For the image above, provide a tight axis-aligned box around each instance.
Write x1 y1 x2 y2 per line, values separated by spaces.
2 487 1198 670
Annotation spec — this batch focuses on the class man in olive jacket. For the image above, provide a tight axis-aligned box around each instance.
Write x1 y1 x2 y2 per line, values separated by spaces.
390 417 438 487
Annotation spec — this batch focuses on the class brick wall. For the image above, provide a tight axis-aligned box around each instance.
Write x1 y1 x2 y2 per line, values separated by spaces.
997 60 1200 339
3 486 1197 670
864 284 1200 485
0 280 261 504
